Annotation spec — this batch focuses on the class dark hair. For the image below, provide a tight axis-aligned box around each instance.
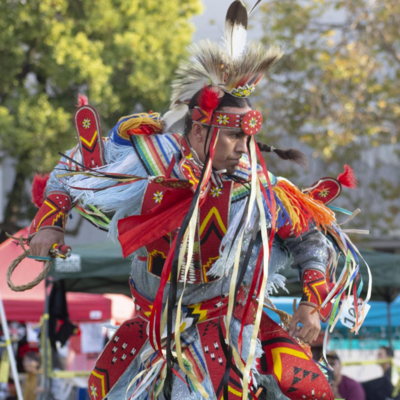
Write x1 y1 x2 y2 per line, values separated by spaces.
183 90 250 135
257 142 308 168
380 346 394 358
23 351 41 364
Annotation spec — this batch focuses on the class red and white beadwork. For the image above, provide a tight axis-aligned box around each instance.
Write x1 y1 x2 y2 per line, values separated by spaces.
241 110 262 136
192 107 263 135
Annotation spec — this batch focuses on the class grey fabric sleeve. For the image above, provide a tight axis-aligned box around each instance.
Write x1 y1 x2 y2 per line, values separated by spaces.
283 226 332 279
45 140 113 198
45 145 82 198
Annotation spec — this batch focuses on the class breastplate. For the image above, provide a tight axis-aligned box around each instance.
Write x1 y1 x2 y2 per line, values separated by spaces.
141 179 233 284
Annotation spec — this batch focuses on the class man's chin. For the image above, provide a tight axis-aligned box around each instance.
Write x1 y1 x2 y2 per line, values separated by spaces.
224 167 237 176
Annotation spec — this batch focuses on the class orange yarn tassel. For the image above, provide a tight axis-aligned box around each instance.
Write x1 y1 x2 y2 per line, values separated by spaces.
274 178 336 235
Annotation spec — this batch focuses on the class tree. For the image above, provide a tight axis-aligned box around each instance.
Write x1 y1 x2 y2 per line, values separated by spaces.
257 0 400 236
0 0 201 239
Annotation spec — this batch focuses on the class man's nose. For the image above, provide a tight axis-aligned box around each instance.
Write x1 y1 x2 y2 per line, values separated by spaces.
235 136 248 153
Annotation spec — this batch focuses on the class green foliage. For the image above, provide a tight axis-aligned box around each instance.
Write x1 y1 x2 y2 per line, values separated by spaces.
258 0 400 235
0 0 201 228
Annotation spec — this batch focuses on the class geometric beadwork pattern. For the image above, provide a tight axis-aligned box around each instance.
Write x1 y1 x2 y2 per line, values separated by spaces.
301 269 335 323
88 316 148 400
197 318 242 400
257 312 334 400
74 105 105 169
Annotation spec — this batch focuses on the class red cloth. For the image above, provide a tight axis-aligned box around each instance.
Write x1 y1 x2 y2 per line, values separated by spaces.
117 188 193 258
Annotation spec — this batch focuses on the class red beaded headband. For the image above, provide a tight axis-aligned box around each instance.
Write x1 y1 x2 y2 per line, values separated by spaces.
192 107 263 136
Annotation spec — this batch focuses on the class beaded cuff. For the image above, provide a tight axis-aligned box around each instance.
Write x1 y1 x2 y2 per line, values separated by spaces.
29 191 71 236
300 269 334 323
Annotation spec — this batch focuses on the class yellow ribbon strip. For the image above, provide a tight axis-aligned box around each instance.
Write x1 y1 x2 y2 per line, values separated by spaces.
242 139 271 400
52 370 90 378
0 349 10 384
0 339 11 348
341 358 394 366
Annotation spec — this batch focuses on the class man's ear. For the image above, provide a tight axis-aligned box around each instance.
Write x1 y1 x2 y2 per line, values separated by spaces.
191 122 204 143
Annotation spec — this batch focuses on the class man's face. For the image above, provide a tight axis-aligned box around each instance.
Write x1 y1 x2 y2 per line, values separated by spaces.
189 105 251 175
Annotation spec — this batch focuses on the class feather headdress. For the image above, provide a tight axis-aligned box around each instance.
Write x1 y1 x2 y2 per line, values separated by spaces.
163 0 283 132
170 41 282 105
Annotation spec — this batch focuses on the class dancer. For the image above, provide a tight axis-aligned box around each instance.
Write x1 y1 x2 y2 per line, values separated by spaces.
29 1 367 399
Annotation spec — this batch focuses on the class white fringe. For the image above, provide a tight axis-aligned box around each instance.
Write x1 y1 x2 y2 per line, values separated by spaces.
266 273 289 295
208 198 261 278
231 319 264 387
68 141 149 240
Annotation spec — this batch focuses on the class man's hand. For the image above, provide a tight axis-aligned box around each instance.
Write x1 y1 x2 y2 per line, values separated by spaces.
288 304 321 344
29 229 65 258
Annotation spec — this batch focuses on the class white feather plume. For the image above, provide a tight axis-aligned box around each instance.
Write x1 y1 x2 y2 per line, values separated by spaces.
224 0 248 61
162 103 189 133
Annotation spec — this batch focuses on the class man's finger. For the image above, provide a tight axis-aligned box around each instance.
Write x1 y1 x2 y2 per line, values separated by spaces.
288 317 300 337
39 243 52 258
303 329 315 344
29 243 38 256
303 327 319 344
311 328 319 343
296 325 311 342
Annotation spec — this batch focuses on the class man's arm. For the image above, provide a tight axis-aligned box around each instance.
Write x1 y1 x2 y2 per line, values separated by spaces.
282 228 334 343
29 145 82 256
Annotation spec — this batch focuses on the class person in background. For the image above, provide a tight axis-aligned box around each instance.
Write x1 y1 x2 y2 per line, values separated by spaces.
362 346 395 400
327 351 366 400
22 352 41 400
378 346 395 381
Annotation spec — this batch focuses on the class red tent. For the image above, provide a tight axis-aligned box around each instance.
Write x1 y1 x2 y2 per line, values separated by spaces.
0 228 112 322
